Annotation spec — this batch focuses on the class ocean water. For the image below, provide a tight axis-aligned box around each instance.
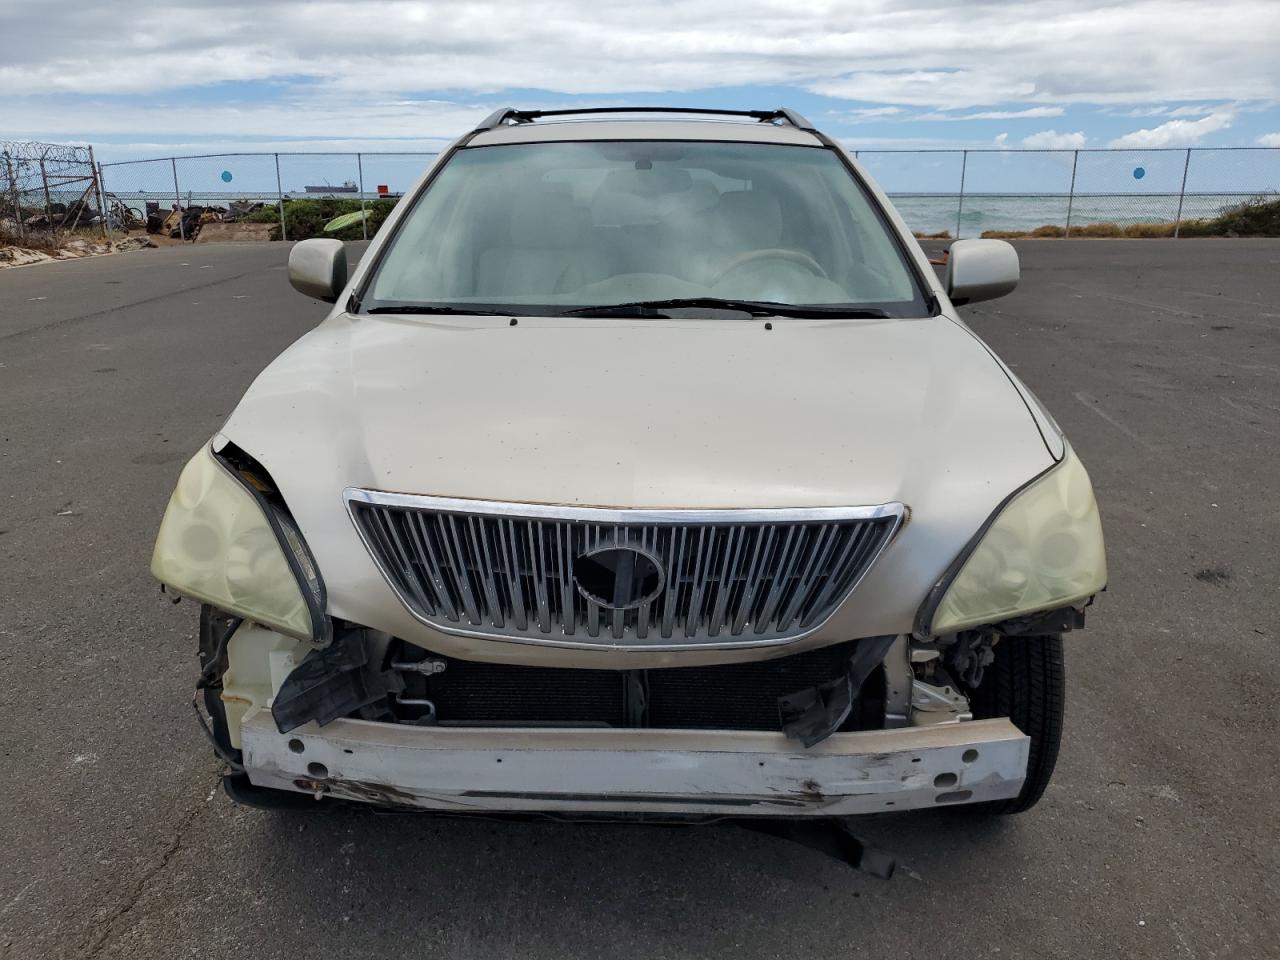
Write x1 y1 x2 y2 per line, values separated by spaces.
890 192 1271 237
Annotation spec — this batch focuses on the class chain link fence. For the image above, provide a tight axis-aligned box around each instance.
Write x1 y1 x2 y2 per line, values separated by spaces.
2 139 108 243
855 146 1279 237
98 146 1279 241
99 151 438 241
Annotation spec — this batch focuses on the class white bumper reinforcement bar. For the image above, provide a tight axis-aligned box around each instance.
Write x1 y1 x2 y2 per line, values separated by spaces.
240 713 1029 816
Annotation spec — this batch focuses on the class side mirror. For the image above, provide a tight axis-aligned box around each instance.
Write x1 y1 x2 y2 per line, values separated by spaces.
945 238 1019 305
288 238 348 302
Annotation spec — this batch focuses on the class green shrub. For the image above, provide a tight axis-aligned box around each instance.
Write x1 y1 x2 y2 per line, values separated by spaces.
979 196 1280 240
243 198 399 240
1192 195 1280 236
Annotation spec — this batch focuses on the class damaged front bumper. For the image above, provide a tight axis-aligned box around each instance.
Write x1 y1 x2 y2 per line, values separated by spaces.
239 712 1028 816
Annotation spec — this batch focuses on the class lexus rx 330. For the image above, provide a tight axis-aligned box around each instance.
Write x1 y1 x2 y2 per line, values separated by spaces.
152 107 1106 819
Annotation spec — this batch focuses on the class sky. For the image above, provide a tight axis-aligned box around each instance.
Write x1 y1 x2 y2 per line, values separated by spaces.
1 0 1279 164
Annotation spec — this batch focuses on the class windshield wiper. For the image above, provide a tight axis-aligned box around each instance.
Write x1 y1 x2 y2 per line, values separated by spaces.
560 297 891 319
555 304 673 318
365 303 521 316
365 299 894 320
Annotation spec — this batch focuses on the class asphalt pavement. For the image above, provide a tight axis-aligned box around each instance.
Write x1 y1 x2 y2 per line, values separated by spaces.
1 238 1277 959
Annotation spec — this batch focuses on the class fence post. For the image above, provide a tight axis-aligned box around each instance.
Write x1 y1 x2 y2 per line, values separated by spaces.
4 151 24 242
170 157 185 241
955 150 968 239
38 154 53 231
274 152 287 241
1173 148 1192 239
1064 149 1079 239
357 152 368 241
89 147 110 239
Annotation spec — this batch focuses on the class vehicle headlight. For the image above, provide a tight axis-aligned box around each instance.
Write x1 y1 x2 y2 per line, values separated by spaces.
151 444 324 640
924 445 1106 635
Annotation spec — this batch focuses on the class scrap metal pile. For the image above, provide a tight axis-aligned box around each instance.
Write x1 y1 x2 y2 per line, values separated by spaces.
144 200 271 240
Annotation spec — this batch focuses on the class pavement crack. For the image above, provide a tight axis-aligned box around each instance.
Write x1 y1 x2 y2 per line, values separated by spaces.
74 775 219 959
0 267 268 344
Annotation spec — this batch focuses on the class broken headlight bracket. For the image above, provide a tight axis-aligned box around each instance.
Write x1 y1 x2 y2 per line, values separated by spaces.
778 635 896 748
270 627 404 733
997 603 1088 636
918 603 1088 690
191 605 245 772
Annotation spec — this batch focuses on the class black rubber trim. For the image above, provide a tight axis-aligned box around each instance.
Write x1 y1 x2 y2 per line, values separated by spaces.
912 458 1060 637
209 443 328 643
475 107 522 131
998 605 1086 636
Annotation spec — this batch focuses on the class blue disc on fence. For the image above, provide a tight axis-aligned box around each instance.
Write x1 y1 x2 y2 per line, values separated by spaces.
1133 166 1145 180
220 170 233 183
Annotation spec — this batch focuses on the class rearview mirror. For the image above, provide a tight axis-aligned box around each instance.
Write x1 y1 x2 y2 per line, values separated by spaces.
945 239 1019 305
288 238 347 302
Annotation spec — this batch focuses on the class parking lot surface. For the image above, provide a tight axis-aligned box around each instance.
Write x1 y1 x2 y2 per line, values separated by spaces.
2 239 1277 959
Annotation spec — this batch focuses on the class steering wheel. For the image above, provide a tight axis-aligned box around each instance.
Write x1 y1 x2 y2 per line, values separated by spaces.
713 247 830 283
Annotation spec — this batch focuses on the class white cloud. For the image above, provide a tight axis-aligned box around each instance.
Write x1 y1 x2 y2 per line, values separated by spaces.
0 1 1275 151
810 70 1035 110
838 134 1004 150
842 106 904 119
1 2 1278 106
2 96 492 145
1115 99 1268 119
920 107 1065 121
1108 111 1235 148
1021 130 1087 149
970 106 1064 120
1258 132 1280 147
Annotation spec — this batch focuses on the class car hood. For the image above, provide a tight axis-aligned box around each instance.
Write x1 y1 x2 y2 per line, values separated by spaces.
225 311 1051 509
219 311 1057 659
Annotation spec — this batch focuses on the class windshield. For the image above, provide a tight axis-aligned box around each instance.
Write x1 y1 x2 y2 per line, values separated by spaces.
365 140 928 317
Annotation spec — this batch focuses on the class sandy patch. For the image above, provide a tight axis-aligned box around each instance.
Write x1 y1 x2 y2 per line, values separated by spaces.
0 235 156 268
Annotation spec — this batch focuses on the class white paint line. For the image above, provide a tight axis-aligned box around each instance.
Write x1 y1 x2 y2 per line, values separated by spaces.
1072 391 1148 445
0 880 38 921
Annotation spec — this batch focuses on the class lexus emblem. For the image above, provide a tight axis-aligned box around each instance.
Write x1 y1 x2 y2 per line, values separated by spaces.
573 545 666 610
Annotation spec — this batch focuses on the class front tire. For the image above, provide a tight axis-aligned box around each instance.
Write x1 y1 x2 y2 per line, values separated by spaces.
967 634 1066 814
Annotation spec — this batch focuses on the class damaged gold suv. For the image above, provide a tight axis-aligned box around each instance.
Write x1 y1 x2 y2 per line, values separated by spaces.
153 107 1106 820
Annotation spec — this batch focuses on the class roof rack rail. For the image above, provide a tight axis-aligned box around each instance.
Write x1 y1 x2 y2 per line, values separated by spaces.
473 106 816 133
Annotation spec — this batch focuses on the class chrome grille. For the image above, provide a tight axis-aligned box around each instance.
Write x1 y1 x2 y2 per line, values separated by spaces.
346 492 902 649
